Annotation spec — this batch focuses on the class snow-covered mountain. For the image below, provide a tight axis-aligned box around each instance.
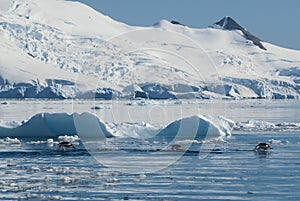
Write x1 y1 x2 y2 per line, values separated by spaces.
1 0 300 99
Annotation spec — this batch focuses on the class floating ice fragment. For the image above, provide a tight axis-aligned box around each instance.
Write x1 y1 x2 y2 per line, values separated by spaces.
0 137 21 145
156 115 234 141
47 138 54 145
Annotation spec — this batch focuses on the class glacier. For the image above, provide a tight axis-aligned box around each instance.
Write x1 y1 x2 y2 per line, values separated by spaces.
0 0 299 99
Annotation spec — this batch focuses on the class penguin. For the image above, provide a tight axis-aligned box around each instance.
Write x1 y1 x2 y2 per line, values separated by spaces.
254 142 272 153
170 144 186 152
58 141 76 151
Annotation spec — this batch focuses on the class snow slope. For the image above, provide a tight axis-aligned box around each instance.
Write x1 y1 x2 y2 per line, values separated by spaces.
0 0 300 99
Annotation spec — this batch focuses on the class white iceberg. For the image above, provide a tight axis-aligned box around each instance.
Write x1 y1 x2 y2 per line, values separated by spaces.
0 112 113 138
0 112 234 143
155 115 235 141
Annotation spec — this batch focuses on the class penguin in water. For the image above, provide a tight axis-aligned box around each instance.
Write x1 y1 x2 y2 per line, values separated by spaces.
254 142 272 153
170 144 186 152
58 141 76 151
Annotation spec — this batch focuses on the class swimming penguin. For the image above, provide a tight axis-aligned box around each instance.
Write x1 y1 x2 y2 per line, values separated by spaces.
58 141 76 151
254 142 272 153
170 144 186 152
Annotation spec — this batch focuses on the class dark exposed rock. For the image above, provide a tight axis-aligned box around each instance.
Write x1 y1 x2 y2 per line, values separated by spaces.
134 91 148 99
214 16 266 50
170 20 185 26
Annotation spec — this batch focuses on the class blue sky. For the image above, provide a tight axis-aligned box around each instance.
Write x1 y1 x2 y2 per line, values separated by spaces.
77 0 300 50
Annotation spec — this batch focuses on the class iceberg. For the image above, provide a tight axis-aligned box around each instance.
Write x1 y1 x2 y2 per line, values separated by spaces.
0 112 234 142
155 115 235 141
0 113 113 138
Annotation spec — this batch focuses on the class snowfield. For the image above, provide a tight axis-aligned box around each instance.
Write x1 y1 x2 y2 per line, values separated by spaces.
0 0 300 99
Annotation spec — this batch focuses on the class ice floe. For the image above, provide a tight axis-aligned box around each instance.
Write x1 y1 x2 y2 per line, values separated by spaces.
236 119 300 131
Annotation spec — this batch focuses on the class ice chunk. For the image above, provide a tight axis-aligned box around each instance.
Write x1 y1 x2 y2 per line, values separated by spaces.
0 112 113 138
0 137 21 145
155 115 234 141
236 119 300 131
107 122 159 138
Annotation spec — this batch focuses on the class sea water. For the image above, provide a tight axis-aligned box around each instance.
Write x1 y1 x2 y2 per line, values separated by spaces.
0 99 299 200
